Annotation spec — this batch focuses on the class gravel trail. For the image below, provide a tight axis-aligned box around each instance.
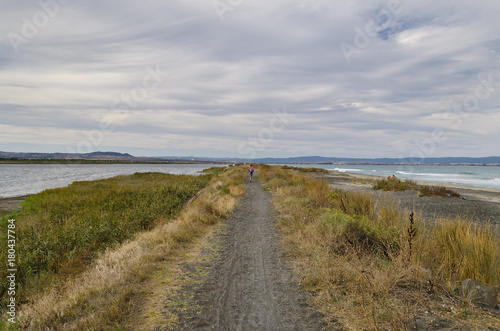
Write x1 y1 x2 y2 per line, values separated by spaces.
174 175 327 330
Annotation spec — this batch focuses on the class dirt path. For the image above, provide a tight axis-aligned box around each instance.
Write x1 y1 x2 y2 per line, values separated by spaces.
173 174 327 330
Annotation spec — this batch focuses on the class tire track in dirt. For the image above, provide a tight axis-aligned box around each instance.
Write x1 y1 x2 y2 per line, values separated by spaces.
174 175 327 330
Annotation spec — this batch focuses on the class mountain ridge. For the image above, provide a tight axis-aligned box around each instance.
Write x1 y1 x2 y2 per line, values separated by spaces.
2 151 500 165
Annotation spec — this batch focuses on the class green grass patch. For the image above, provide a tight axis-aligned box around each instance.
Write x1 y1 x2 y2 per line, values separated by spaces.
201 166 228 176
316 209 400 256
281 165 330 173
0 172 211 312
373 178 417 192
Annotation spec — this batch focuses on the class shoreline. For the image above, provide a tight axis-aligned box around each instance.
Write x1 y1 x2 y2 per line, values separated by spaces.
0 195 29 217
3 170 500 223
322 171 500 234
335 171 500 201
348 173 500 204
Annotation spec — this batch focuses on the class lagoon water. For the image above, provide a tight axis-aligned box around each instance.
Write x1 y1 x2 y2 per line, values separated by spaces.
0 163 225 198
2 163 500 198
295 164 500 190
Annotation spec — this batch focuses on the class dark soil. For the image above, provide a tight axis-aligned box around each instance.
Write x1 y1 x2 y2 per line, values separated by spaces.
170 175 329 330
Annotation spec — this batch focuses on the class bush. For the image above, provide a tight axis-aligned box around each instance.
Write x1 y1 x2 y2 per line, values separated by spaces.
373 178 417 192
317 209 399 256
418 186 460 197
281 165 330 173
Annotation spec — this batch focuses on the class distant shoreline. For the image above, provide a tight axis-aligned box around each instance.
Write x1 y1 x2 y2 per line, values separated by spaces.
279 162 500 166
342 171 500 196
0 159 219 165
3 159 500 166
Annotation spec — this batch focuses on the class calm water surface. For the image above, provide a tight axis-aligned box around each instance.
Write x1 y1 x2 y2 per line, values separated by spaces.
0 163 225 198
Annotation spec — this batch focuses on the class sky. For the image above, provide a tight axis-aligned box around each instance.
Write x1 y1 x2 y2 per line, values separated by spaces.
1 0 499 159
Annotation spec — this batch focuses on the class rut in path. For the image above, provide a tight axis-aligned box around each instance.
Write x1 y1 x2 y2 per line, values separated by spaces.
175 176 327 330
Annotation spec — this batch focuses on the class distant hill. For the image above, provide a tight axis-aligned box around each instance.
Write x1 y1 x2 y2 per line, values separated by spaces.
0 151 135 161
0 151 208 163
158 155 500 165
248 156 500 165
2 151 500 165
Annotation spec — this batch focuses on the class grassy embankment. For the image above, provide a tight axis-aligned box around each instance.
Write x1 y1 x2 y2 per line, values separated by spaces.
0 166 246 330
259 165 500 330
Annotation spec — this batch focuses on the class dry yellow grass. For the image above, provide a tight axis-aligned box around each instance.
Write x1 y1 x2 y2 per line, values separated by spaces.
259 165 500 330
16 166 246 330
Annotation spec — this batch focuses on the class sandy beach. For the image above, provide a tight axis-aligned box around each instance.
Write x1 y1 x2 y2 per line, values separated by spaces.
321 171 500 234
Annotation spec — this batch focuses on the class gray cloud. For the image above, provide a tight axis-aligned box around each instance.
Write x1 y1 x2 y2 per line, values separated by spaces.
1 0 499 158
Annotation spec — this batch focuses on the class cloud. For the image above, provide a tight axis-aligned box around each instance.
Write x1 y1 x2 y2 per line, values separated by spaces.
1 0 500 158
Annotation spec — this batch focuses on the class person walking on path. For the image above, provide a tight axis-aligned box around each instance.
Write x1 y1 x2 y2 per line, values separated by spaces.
248 164 254 182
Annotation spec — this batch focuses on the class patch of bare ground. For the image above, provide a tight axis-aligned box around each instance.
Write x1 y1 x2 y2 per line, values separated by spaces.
0 195 27 217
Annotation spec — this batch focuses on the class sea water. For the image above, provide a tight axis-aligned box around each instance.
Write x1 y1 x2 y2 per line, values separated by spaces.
0 163 225 198
293 164 500 190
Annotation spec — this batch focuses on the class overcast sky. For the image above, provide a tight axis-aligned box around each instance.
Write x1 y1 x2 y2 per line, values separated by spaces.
1 0 499 159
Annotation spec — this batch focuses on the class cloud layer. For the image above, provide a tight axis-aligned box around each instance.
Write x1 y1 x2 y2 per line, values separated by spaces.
1 0 499 158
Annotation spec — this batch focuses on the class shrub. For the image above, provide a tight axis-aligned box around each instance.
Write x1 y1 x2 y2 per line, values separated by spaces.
373 178 417 192
281 165 330 173
418 186 460 197
317 209 399 257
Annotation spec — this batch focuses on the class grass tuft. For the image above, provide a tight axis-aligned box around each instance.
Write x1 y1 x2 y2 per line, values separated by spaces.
418 185 460 197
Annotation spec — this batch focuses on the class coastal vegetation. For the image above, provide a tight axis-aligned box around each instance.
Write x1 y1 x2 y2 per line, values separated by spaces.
259 165 500 329
372 177 417 191
0 168 246 329
373 177 462 198
418 185 461 197
280 165 330 173
1 164 498 329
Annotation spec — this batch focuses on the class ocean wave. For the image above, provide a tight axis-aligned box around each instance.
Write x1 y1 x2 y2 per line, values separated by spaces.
396 171 466 178
332 168 363 173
